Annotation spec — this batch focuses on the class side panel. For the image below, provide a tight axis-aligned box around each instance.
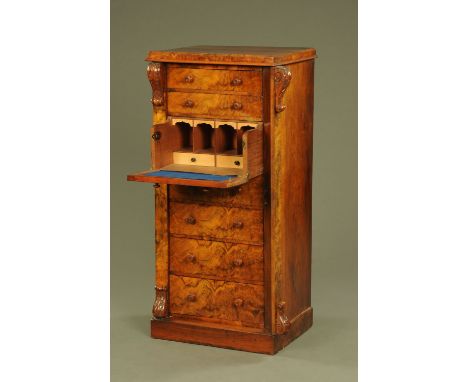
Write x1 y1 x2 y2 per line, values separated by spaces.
270 60 314 331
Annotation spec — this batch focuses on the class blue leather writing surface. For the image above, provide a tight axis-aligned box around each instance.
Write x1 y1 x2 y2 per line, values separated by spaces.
143 170 236 181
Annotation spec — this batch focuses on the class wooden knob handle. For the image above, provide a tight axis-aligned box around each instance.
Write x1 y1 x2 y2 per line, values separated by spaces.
186 253 196 263
233 298 244 307
232 221 244 229
232 258 244 267
228 188 239 196
184 75 194 83
185 216 196 225
231 102 243 110
234 160 241 166
183 99 194 108
152 131 161 141
186 294 196 302
231 78 243 86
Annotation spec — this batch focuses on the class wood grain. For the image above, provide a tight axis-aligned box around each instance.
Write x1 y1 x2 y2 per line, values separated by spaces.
154 183 169 318
167 92 262 121
261 67 273 331
147 62 166 125
169 175 264 209
128 47 316 353
150 306 312 354
169 202 263 244
167 67 262 95
172 152 215 167
169 275 264 328
216 154 243 169
128 169 249 188
146 46 317 66
270 60 314 329
244 127 264 179
170 237 264 284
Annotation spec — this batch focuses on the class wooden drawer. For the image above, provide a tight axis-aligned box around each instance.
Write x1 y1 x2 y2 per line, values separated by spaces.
173 151 215 167
169 275 264 328
167 67 262 95
170 237 263 284
216 155 243 169
170 202 263 244
167 92 262 121
169 175 264 209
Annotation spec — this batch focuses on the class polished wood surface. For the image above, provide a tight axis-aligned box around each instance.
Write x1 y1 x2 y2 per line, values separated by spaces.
128 46 316 354
127 168 249 188
128 120 264 188
170 202 263 245
147 46 317 66
150 306 312 354
170 237 263 284
172 151 216 167
167 66 262 95
169 175 264 209
270 60 314 325
167 92 262 121
169 275 264 328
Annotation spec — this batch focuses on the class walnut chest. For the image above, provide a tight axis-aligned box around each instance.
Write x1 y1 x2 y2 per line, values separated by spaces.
127 46 316 354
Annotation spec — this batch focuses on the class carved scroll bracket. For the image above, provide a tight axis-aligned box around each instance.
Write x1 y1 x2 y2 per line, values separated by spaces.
276 301 291 334
152 286 168 319
147 62 166 108
274 66 292 113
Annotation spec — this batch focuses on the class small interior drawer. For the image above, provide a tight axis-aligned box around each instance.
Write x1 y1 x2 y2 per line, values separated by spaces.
173 152 215 167
167 67 262 95
216 155 243 169
169 275 264 328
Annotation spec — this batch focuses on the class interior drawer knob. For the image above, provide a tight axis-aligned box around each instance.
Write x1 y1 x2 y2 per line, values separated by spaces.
234 160 241 166
186 294 197 302
183 99 194 108
184 75 194 83
232 221 244 229
184 216 196 225
233 298 244 307
232 258 244 267
231 78 243 86
231 101 243 110
186 253 196 263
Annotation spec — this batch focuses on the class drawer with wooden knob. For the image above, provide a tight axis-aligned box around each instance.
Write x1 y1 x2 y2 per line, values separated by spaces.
169 202 263 244
170 237 263 284
172 152 216 167
167 92 262 121
169 175 264 209
167 67 262 95
169 275 264 328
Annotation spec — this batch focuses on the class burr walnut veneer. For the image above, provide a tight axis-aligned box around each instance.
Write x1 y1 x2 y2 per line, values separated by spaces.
127 46 316 354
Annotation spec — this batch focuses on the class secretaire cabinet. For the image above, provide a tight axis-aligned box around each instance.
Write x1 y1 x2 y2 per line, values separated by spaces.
127 46 316 354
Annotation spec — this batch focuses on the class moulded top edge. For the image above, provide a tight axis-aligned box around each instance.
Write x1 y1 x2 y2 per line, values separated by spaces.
145 46 317 66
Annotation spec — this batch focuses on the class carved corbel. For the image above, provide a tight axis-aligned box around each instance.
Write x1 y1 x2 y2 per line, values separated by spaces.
274 66 292 113
147 62 165 107
276 301 291 334
152 286 168 319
